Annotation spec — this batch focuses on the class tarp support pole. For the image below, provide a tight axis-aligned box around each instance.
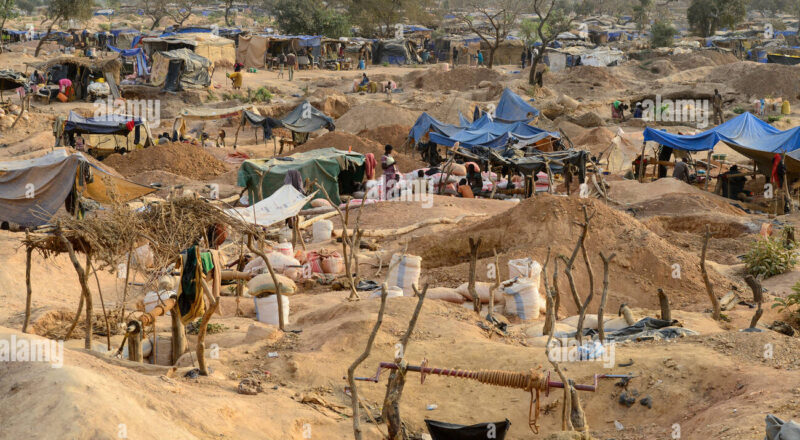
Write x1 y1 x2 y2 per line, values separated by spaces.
705 150 712 191
639 141 646 183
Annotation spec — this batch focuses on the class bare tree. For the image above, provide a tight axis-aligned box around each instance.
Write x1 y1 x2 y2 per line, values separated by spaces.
455 0 525 69
35 0 93 57
529 0 572 86
141 0 168 30
168 0 199 28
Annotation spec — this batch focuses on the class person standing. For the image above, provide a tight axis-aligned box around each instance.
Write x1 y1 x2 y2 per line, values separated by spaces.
477 50 484 66
713 89 724 125
286 51 296 81
278 52 286 79
452 46 459 65
382 145 400 198
521 48 527 69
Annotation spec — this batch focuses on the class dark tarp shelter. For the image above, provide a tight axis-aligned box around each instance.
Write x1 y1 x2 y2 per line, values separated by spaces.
150 48 211 91
25 56 122 101
238 148 365 206
0 70 28 92
241 110 284 140
508 149 589 181
279 100 335 144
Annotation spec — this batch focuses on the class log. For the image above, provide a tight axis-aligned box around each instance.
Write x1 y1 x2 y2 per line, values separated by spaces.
56 228 93 349
171 301 187 364
333 214 487 239
128 321 144 363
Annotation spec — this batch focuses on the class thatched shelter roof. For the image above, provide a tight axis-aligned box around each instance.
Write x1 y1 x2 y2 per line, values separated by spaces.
25 55 122 73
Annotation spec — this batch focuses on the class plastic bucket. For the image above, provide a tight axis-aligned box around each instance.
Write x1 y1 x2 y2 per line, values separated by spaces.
254 295 290 326
313 220 334 243
276 242 293 257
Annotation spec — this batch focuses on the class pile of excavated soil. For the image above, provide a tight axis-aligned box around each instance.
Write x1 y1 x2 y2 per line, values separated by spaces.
573 126 615 151
404 66 503 91
555 66 625 90
103 142 230 180
705 62 800 98
357 124 412 148
643 214 758 265
292 131 426 175
609 179 747 217
409 194 741 314
335 102 419 133
670 51 738 71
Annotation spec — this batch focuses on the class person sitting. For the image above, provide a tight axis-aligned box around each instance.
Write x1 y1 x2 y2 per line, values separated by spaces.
466 163 483 195
457 178 474 198
359 73 370 87
720 165 747 200
74 134 86 152
611 100 629 119
672 157 690 183
158 132 171 145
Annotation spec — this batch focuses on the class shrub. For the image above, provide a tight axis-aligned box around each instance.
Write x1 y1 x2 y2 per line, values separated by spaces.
773 281 800 319
744 236 798 278
732 106 744 114
768 115 783 123
249 86 272 103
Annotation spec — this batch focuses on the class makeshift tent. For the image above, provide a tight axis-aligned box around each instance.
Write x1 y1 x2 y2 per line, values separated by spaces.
509 149 589 181
149 48 211 91
236 35 269 68
56 111 155 158
238 148 365 206
0 149 155 227
373 39 421 64
224 184 314 226
106 43 149 76
428 114 559 150
409 112 463 142
141 34 235 66
25 56 122 101
0 70 28 92
643 112 800 175
495 88 540 121
279 100 335 144
241 110 284 140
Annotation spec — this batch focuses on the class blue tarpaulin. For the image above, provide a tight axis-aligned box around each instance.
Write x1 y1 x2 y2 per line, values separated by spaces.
428 113 558 149
106 43 150 76
495 88 539 121
408 113 462 142
643 112 800 154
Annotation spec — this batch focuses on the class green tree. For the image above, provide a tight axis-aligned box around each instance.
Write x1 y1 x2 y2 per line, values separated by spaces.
650 20 676 47
34 0 93 56
687 0 746 37
0 0 18 54
348 0 433 37
273 0 351 37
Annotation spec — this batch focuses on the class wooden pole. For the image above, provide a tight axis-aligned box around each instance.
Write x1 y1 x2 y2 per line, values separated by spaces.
596 252 616 342
705 150 712 191
657 288 671 322
23 246 33 333
744 275 764 329
56 228 94 349
467 237 482 313
701 225 721 320
88 260 112 349
247 235 285 331
128 320 143 363
638 141 647 183
171 302 187 364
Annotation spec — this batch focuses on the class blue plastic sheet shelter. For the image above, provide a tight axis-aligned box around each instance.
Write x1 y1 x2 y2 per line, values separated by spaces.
428 114 558 150
642 127 719 152
408 112 463 142
106 43 149 76
495 88 540 121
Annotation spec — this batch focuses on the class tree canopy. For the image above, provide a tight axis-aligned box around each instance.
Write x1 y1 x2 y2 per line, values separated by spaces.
273 0 351 37
687 0 747 37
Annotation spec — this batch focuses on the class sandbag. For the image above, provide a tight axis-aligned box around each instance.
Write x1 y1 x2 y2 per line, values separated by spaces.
313 219 334 242
386 253 422 296
455 282 504 304
443 162 466 176
244 253 301 274
310 198 331 208
247 273 297 297
426 287 465 304
369 286 404 299
508 258 537 279
131 244 154 269
503 278 542 321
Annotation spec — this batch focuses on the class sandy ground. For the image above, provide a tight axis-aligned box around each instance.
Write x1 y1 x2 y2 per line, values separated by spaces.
3 31 800 440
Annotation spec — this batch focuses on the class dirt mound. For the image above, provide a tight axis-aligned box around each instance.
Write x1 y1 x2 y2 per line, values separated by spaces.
335 102 419 133
293 131 426 175
643 214 758 265
670 50 739 71
569 111 604 128
648 59 677 75
574 127 615 151
706 62 800 98
557 66 625 90
609 179 747 217
103 142 230 180
409 194 741 314
357 124 412 148
405 66 503 91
